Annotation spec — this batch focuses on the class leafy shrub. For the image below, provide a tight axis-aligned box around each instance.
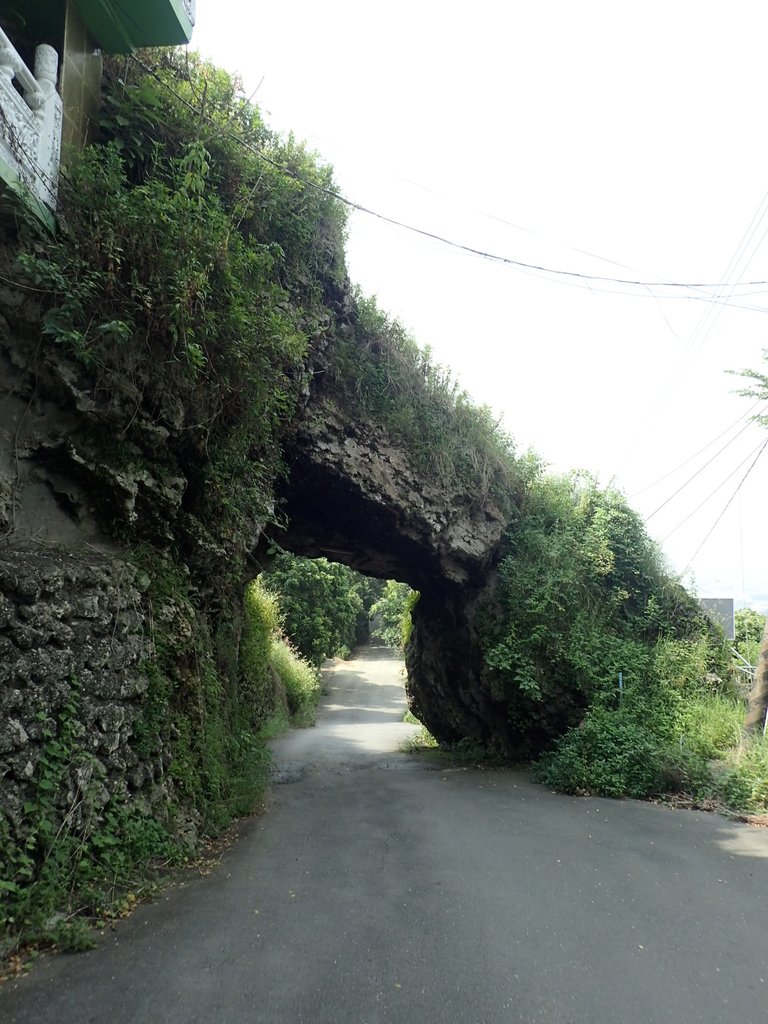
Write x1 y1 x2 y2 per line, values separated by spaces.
715 735 768 813
536 708 666 798
656 743 715 797
536 636 745 803
262 554 376 665
268 638 321 726
241 577 321 730
369 580 415 650
478 473 720 754
241 579 282 720
734 607 765 669
676 693 744 759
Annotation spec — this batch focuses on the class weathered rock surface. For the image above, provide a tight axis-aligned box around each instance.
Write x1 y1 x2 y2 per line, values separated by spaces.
0 548 165 835
0 234 519 851
278 400 507 589
0 278 222 848
276 398 514 749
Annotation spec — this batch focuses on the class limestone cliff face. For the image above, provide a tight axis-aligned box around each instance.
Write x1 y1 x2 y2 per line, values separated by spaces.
0 253 262 848
0 237 518 850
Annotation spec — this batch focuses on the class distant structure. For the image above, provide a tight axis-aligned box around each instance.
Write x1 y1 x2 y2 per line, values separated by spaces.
699 597 735 640
0 0 196 228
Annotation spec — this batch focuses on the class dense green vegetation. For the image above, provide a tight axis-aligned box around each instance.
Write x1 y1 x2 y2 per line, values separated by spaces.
328 294 529 504
260 554 384 665
17 51 349 552
242 579 322 730
370 581 416 650
467 473 766 809
477 474 722 753
259 555 417 662
4 44 767 963
734 607 765 669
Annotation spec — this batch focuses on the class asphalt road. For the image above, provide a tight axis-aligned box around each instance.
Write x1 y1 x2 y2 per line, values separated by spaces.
3 645 768 1024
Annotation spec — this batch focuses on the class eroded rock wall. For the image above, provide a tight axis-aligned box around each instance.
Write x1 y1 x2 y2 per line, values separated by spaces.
0 550 166 838
0 226 518 850
277 398 517 749
0 246 268 854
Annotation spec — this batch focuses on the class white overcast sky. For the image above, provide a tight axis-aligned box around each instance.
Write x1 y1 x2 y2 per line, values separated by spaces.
194 0 768 612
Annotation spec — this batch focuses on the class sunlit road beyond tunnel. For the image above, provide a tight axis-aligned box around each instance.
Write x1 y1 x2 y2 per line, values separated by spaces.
4 645 768 1024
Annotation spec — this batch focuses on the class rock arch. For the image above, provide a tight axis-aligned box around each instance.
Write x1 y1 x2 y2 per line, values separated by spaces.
0 290 521 847
272 398 514 749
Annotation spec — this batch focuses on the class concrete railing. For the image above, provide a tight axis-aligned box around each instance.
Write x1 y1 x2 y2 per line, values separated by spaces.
0 28 62 212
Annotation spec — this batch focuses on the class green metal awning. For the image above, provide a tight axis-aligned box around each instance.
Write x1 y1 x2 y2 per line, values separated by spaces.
73 0 194 53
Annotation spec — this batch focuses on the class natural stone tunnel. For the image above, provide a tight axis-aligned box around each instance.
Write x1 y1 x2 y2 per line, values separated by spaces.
272 397 516 748
0 256 522 843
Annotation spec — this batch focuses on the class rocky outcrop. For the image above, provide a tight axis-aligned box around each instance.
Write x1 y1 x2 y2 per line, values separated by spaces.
0 291 224 570
0 249 261 855
278 400 507 589
0 230 518 856
0 550 163 835
276 398 514 749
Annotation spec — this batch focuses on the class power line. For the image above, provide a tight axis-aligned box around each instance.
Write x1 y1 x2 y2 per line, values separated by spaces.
296 126 739 300
131 57 768 296
660 436 768 542
424 233 768 313
633 399 766 499
646 418 762 523
309 198 768 292
683 438 768 572
686 188 768 356
292 126 768 326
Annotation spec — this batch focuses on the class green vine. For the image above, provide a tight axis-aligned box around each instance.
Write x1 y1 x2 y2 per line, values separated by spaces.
0 680 182 954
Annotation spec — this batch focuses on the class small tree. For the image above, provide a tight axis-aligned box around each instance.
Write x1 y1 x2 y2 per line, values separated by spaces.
735 356 768 729
369 581 415 650
735 351 768 421
735 608 766 667
261 554 382 665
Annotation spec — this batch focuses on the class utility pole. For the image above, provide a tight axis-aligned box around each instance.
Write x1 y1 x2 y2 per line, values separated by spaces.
744 618 768 733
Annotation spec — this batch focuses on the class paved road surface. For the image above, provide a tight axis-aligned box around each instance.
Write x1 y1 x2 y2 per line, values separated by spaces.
3 645 768 1023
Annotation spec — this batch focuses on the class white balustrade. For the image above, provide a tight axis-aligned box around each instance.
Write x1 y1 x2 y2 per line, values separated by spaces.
182 0 196 26
0 28 62 213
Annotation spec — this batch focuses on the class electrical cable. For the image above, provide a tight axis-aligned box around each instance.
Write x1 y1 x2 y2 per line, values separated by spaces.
646 417 762 522
429 238 768 313
287 124 768 326
686 188 768 356
296 126 727 298
130 56 768 295
660 435 768 542
682 438 768 571
631 399 766 498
